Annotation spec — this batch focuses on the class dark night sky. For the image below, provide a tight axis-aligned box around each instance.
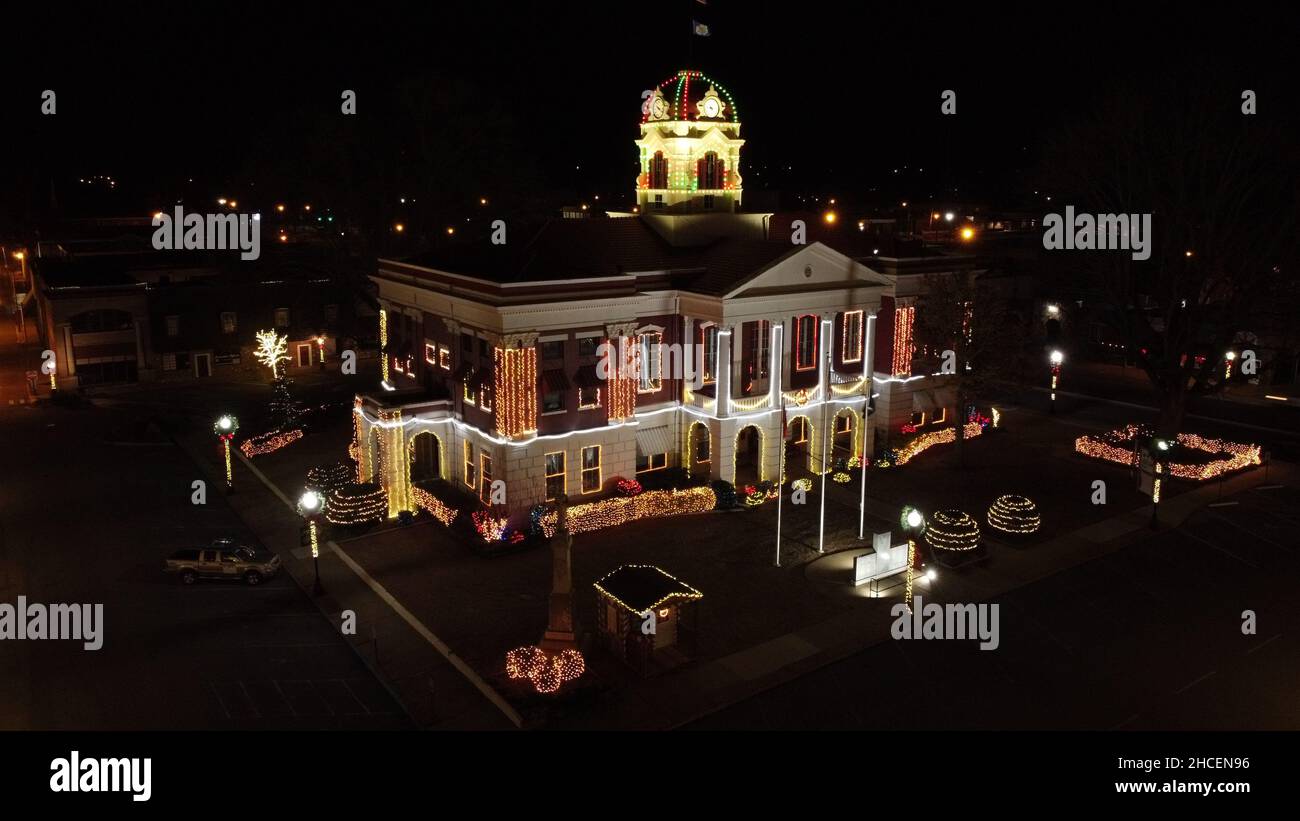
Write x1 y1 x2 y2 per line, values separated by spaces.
1 1 1296 228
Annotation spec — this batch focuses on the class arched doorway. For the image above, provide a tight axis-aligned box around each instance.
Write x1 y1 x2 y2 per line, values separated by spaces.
785 416 813 479
734 424 762 486
832 408 857 459
408 431 442 484
688 421 711 480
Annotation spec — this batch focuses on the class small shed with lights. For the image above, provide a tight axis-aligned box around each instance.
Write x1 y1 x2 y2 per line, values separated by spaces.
594 565 703 674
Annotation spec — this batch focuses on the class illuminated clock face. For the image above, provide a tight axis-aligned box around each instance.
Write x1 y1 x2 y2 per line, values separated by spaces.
651 95 668 120
701 97 721 118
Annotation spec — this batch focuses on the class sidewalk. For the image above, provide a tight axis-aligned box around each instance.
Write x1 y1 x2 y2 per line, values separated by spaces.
557 458 1293 729
170 427 516 730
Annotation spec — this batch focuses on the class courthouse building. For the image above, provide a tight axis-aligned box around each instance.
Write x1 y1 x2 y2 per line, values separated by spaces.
354 71 978 522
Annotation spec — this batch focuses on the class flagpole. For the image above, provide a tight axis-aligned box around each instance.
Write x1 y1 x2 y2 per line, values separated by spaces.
774 322 785 567
817 318 830 554
858 313 876 540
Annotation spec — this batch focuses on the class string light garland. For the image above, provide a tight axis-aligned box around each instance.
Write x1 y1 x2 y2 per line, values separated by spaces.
213 416 239 487
538 486 716 537
349 398 368 478
607 335 638 422
379 309 389 383
986 495 1041 534
740 481 778 507
1074 426 1261 480
893 422 984 466
325 482 388 525
505 646 586 695
891 305 915 377
306 461 353 493
923 509 981 552
594 565 704 615
494 346 538 438
239 428 303 458
411 485 458 526
472 510 509 542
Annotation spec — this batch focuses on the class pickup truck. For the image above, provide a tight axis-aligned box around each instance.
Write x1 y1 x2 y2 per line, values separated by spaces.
165 541 281 586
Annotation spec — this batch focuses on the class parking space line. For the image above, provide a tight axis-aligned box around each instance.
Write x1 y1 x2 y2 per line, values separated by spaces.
1207 513 1292 552
1246 634 1283 655
208 682 232 720
272 680 298 717
238 681 262 719
339 680 373 715
1178 529 1260 569
1173 670 1216 695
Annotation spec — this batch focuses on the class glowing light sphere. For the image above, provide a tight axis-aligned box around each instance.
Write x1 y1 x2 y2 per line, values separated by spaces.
923 509 981 552
986 494 1041 535
901 506 925 531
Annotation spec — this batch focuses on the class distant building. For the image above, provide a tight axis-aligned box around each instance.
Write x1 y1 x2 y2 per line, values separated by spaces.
30 239 369 390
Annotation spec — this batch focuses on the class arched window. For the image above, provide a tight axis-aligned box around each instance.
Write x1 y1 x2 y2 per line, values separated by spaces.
697 152 725 190
649 152 668 189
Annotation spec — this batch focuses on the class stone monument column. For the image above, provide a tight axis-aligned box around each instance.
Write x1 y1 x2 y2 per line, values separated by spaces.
541 495 576 650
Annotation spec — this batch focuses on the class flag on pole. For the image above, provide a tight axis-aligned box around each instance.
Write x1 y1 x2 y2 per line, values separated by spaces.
692 20 711 36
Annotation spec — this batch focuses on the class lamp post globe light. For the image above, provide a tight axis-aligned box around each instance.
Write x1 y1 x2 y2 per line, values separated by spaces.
298 490 326 596
213 415 239 491
1048 349 1064 414
900 506 926 612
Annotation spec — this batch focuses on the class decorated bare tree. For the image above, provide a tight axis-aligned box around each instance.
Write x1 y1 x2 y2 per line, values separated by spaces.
912 271 1026 466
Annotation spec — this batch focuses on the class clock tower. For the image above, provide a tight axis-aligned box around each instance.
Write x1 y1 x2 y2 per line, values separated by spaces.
636 70 744 213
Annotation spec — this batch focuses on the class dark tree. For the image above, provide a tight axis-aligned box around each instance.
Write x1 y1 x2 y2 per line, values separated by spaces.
1039 77 1300 437
912 271 1026 467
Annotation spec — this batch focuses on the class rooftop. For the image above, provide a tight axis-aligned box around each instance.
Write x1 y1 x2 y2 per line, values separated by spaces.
594 564 703 614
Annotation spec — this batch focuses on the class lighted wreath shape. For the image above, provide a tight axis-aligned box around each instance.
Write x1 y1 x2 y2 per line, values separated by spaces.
505 646 586 694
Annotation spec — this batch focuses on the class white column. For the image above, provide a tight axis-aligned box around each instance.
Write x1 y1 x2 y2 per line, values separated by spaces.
682 316 695 399
731 322 745 396
716 326 732 418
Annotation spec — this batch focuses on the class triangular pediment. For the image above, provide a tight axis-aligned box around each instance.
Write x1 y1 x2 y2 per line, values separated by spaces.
724 242 893 299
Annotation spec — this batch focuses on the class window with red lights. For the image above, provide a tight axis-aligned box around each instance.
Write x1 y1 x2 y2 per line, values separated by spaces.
697 152 725 189
649 152 668 189
841 310 863 363
795 315 817 371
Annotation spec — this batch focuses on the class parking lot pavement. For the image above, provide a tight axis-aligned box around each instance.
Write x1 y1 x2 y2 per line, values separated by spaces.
688 484 1300 730
0 402 409 730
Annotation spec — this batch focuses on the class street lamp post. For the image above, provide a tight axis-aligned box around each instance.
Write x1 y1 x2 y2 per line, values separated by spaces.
1149 437 1170 529
900 506 926 613
299 490 326 596
1049 349 1064 414
214 415 239 491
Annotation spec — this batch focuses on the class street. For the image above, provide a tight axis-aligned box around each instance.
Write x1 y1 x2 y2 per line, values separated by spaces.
0 390 408 729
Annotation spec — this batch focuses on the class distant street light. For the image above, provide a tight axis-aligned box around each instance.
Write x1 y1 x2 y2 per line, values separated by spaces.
298 490 326 596
823 210 838 225
1049 349 1064 413
214 415 239 491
